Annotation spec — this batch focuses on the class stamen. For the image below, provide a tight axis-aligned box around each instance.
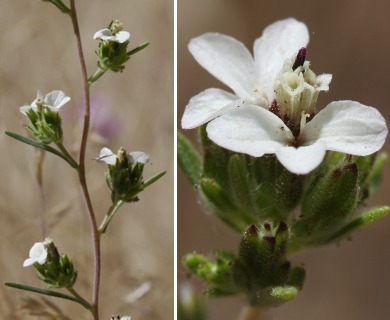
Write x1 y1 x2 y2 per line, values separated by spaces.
299 112 310 133
292 47 307 70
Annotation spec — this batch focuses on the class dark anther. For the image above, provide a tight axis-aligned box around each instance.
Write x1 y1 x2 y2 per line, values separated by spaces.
292 47 307 70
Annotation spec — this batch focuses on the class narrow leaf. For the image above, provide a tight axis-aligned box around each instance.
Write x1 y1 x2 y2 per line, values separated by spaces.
127 42 150 57
143 171 166 188
4 282 91 310
5 132 79 169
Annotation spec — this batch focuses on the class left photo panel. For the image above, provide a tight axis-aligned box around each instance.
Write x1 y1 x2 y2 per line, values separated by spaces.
0 1 174 319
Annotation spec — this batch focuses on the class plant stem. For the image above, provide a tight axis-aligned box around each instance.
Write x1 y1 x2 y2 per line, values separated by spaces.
237 306 262 320
56 142 79 169
67 287 92 310
99 200 124 234
35 149 47 238
69 2 101 319
88 68 107 85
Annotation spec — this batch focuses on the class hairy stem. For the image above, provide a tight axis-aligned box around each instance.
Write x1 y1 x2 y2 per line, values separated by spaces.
237 306 262 320
69 1 101 319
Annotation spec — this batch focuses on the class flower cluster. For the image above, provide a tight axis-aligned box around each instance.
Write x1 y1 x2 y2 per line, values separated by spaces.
181 18 387 174
96 147 150 203
94 20 131 72
23 239 77 289
20 90 70 144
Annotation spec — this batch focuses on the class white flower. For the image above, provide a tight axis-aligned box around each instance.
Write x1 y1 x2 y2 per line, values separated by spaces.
20 90 71 115
206 101 387 174
181 18 388 174
96 147 150 165
93 28 130 43
181 18 310 129
23 241 48 267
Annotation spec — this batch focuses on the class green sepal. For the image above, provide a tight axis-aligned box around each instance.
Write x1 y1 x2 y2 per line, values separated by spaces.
200 177 256 232
354 152 387 203
200 125 231 191
249 286 298 307
182 251 238 296
320 206 390 244
178 132 202 187
292 161 359 247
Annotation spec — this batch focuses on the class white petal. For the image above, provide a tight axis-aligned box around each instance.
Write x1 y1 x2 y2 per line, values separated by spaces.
120 317 131 320
188 33 256 99
115 31 130 43
304 101 388 156
93 28 112 40
181 88 240 129
23 257 37 267
96 147 117 165
19 105 32 115
254 18 309 100
316 74 332 91
275 142 327 175
128 151 150 164
207 105 293 157
44 90 71 111
23 242 47 267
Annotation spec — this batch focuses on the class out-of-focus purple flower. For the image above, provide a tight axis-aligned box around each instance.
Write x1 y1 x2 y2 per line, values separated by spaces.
66 93 121 144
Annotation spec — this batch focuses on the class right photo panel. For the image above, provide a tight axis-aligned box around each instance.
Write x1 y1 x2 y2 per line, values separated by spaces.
177 1 390 320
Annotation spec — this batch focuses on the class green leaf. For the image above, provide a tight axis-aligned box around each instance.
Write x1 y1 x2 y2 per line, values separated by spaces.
127 42 150 57
5 131 79 169
143 171 166 188
178 132 202 186
4 282 91 310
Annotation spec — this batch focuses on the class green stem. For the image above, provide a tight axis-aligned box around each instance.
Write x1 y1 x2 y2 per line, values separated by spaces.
99 200 124 234
56 142 79 169
237 306 262 320
88 68 108 85
69 2 101 320
67 287 91 310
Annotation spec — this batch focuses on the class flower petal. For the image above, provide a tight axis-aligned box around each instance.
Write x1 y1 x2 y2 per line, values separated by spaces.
96 147 117 165
304 101 388 156
206 105 293 157
188 33 256 99
115 31 130 43
128 151 150 164
93 28 112 40
181 88 240 129
254 18 309 99
275 142 327 175
44 90 71 111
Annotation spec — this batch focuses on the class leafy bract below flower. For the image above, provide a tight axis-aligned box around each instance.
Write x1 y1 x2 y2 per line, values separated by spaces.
96 147 150 165
181 18 388 174
20 90 70 115
23 241 48 267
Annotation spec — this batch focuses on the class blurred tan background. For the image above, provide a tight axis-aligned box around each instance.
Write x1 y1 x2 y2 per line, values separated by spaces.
178 1 390 320
0 1 173 319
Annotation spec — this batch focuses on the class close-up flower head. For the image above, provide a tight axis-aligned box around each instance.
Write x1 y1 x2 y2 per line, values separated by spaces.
181 18 387 174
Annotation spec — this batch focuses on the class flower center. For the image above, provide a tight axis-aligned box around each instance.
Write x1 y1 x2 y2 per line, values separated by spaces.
273 48 331 139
